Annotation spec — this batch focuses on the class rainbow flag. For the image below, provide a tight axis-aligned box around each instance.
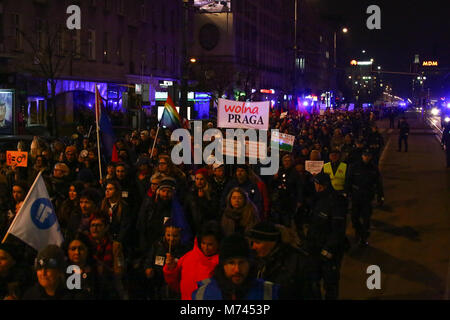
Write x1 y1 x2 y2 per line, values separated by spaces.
160 95 182 129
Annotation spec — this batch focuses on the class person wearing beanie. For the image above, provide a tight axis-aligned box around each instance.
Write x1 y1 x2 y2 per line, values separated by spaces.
163 221 221 300
192 233 280 300
137 176 191 254
247 222 319 300
22 245 75 300
0 243 33 300
302 172 348 300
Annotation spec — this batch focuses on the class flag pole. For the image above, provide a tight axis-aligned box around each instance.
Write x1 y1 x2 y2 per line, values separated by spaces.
95 85 103 182
2 171 43 244
150 125 160 160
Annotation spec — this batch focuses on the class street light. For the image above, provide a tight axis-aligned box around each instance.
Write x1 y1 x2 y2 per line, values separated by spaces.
334 27 349 68
190 58 197 63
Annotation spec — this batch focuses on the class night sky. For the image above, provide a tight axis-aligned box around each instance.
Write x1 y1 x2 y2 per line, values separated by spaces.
316 0 450 98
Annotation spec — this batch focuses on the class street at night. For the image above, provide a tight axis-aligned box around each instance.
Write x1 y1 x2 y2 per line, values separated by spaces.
0 0 449 308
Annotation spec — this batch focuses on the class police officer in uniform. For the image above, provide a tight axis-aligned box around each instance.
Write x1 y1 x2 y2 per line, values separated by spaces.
323 149 347 194
302 173 347 300
441 122 450 168
345 149 384 246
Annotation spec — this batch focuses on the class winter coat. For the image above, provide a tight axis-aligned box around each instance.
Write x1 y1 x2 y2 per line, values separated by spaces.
163 238 219 300
192 278 279 300
221 202 260 236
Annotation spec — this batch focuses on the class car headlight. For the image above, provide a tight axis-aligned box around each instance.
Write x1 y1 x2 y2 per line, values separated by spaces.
445 117 450 123
431 108 440 116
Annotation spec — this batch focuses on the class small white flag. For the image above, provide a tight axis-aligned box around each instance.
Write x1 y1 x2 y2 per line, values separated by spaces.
5 172 64 251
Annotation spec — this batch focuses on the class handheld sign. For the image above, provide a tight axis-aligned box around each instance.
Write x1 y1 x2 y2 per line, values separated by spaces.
6 151 28 167
305 161 324 175
271 132 295 152
217 99 270 130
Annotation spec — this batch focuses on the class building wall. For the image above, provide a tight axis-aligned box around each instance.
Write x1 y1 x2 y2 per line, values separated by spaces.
0 0 182 83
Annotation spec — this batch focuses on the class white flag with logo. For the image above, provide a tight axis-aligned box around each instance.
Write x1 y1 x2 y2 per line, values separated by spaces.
5 171 64 251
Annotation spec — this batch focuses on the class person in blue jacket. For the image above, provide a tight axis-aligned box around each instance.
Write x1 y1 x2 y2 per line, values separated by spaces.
192 233 279 300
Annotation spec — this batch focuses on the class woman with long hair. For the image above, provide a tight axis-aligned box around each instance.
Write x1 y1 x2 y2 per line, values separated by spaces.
221 187 260 236
58 181 84 239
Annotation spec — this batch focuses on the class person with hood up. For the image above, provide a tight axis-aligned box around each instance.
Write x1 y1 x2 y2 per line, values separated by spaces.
163 221 222 300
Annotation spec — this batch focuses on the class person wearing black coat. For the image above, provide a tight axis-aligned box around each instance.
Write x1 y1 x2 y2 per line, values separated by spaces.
345 149 384 246
398 117 410 152
302 173 348 300
141 221 192 300
248 222 319 300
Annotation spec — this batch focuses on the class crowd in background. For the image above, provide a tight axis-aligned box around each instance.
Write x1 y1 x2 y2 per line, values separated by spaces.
0 106 390 300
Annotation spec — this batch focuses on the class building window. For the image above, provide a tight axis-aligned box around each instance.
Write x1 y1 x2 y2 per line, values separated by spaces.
117 0 125 15
36 19 44 51
56 27 65 56
117 35 123 63
104 0 112 12
140 1 146 22
88 30 96 60
161 6 166 32
152 42 157 70
103 32 109 62
71 30 81 59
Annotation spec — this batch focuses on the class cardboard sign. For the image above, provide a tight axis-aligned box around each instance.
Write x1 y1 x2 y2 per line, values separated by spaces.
305 161 324 175
271 132 295 152
6 151 28 167
221 139 267 160
217 99 270 130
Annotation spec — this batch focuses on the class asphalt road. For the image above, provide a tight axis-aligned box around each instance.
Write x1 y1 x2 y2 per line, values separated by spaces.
340 111 450 300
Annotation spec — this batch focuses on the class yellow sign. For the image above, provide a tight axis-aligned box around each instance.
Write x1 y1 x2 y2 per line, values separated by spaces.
6 151 28 167
422 61 438 66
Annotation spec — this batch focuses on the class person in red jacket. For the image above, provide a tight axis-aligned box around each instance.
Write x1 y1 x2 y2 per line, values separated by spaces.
163 221 223 300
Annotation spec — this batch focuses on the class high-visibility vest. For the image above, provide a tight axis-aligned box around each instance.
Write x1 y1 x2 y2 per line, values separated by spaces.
323 162 347 191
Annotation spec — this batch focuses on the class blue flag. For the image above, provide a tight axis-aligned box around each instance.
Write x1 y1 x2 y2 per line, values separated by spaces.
171 196 193 245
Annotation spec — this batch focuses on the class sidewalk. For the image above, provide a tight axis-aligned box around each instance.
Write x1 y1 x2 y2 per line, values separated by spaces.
340 111 450 299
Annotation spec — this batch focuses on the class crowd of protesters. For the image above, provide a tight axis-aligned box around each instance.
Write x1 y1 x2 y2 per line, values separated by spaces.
0 106 390 300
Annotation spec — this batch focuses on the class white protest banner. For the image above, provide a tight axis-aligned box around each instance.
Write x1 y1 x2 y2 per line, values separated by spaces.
222 139 267 160
217 98 270 130
271 132 295 152
305 161 324 175
3 171 64 251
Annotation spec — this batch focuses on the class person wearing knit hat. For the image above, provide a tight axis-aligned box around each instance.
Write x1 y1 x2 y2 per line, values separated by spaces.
22 245 75 300
192 233 280 300
246 222 318 300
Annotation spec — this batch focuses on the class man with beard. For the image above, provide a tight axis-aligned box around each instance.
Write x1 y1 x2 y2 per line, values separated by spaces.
137 177 185 253
192 233 279 300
